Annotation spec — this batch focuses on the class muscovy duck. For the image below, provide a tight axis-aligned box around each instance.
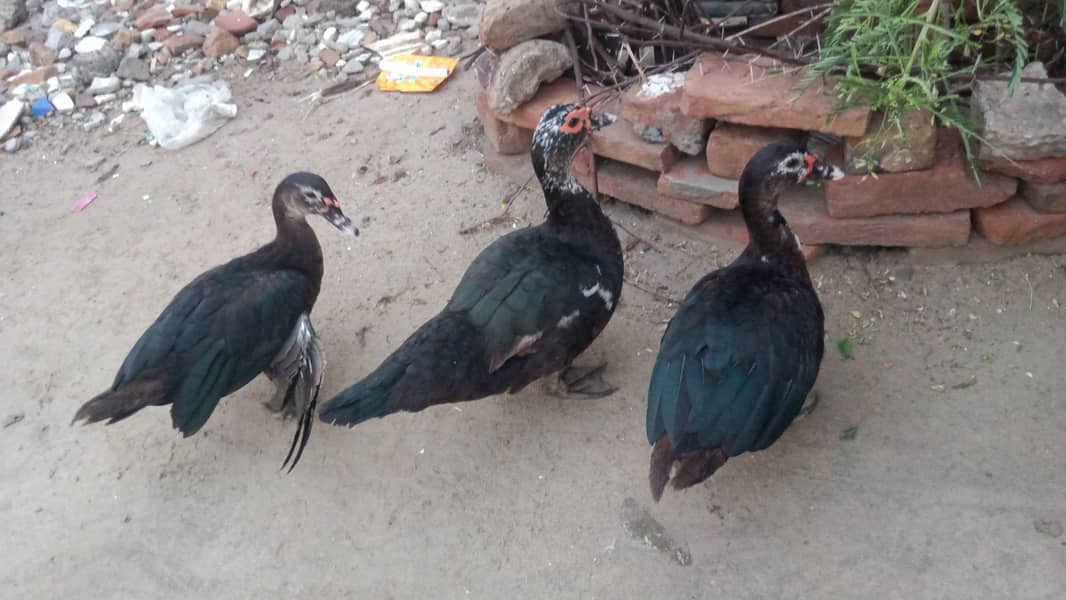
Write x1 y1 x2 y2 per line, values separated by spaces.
646 143 843 501
319 103 622 428
73 172 357 470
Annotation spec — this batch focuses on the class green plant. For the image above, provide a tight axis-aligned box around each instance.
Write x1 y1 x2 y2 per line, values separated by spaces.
805 0 1029 172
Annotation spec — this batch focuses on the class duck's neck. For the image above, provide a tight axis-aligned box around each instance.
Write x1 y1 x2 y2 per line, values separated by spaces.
535 153 613 234
268 199 325 304
737 176 809 279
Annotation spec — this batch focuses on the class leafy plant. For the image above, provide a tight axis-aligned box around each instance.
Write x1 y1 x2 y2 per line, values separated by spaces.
805 0 1029 172
841 425 859 440
837 337 854 360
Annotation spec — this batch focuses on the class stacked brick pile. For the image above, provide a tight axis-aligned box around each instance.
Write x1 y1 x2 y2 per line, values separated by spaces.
477 50 1066 256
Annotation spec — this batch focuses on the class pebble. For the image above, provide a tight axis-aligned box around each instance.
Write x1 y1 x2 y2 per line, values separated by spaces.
89 22 121 38
277 46 294 60
343 60 364 74
356 0 370 11
74 17 95 39
420 0 443 12
57 48 72 60
51 92 75 112
247 47 266 62
414 11 428 25
398 18 419 32
4 137 21 153
322 26 337 42
336 28 366 47
0 99 23 139
424 29 441 43
94 92 117 104
74 36 107 54
87 75 121 94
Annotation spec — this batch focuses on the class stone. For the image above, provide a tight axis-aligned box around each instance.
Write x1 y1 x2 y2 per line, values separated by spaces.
1020 181 1066 214
972 62 1066 161
173 5 204 16
185 21 214 36
214 9 258 34
111 28 140 48
705 122 804 179
682 52 871 137
621 72 710 156
257 18 282 38
337 28 366 47
7 65 57 85
397 18 418 31
826 129 1018 218
57 48 71 60
4 136 20 152
90 22 122 38
590 118 676 172
117 56 150 80
442 3 480 28
479 0 564 50
87 75 120 94
420 0 442 11
135 6 172 30
343 59 363 73
75 92 96 108
163 32 204 54
202 27 239 56
50 91 74 112
475 89 532 155
74 36 107 54
0 0 26 31
1 27 26 46
845 109 937 174
51 18 77 34
974 197 1066 244
46 27 73 50
69 47 121 85
576 158 713 225
319 47 341 65
246 47 266 61
778 187 972 247
0 99 22 139
28 42 57 65
242 0 275 19
979 154 1066 185
74 17 96 39
488 39 571 116
658 156 739 209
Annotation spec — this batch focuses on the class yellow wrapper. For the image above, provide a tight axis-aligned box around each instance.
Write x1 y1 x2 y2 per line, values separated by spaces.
376 54 460 93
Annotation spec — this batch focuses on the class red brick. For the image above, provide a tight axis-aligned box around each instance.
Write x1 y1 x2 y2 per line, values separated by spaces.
202 27 239 57
681 52 870 137
974 197 1066 244
6 65 58 86
621 73 710 155
590 119 676 173
681 209 822 262
781 187 972 247
475 90 531 155
705 122 804 179
575 159 712 225
154 27 174 42
503 78 603 130
1021 181 1066 214
163 32 204 54
135 6 172 29
658 155 739 209
214 10 258 35
979 153 1066 184
1 28 28 46
274 4 297 22
825 129 1017 218
172 4 203 16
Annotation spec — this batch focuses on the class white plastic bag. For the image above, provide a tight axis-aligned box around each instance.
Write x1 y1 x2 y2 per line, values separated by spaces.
130 78 238 150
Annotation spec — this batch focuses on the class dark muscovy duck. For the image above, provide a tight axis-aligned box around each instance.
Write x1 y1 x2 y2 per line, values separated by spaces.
646 143 843 501
319 103 622 428
73 172 357 470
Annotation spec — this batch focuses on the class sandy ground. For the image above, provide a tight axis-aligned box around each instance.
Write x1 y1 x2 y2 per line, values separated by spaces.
1 66 1065 599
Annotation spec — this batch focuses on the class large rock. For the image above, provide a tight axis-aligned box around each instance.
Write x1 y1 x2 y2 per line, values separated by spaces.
488 39 571 116
69 46 121 86
479 0 565 50
682 52 871 137
845 109 937 174
621 73 710 156
972 62 1066 161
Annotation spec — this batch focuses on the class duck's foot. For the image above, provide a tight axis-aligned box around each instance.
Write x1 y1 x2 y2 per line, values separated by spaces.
554 361 617 398
796 391 820 420
264 383 299 418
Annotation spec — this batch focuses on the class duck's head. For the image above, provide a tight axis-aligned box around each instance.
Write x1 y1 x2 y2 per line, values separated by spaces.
531 103 615 193
743 143 845 192
274 172 358 236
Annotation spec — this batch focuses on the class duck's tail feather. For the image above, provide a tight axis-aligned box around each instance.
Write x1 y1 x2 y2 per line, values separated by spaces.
72 377 167 426
649 435 674 503
671 447 728 492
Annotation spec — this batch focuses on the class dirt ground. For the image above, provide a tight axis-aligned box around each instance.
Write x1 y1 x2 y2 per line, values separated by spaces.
1 66 1064 599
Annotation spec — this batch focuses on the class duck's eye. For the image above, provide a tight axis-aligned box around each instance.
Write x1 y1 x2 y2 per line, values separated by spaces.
785 158 801 169
566 117 580 129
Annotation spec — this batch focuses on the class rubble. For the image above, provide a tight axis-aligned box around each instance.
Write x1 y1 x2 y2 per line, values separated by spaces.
0 0 475 152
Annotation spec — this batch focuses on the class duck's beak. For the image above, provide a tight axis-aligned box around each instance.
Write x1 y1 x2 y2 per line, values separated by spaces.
802 153 845 182
321 199 359 236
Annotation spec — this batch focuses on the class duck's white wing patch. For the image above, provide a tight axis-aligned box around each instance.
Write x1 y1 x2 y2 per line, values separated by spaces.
581 282 614 311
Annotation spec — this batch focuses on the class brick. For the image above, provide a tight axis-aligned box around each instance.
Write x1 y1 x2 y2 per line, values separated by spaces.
163 32 204 54
135 6 172 29
825 129 1017 218
6 65 57 86
658 155 739 209
671 209 823 262
974 197 1066 244
475 89 531 155
621 73 709 155
172 4 203 17
705 122 804 179
781 187 972 247
681 52 870 137
503 77 603 130
979 153 1066 184
1021 181 1066 214
590 119 676 172
575 158 712 225
213 9 257 35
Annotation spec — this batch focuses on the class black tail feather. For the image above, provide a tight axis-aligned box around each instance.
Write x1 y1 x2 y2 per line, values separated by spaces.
72 378 166 427
281 381 319 473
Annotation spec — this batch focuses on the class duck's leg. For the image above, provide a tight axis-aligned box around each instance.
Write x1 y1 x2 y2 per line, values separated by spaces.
265 314 325 471
553 360 616 398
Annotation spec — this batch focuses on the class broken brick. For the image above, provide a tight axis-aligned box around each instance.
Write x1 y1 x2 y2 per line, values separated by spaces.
575 158 712 225
781 187 972 247
214 9 258 35
705 122 804 179
681 52 870 137
590 119 676 173
979 153 1066 184
825 129 1017 218
974 197 1066 244
6 65 59 86
621 73 709 155
1021 181 1066 214
475 90 532 155
163 32 204 54
658 155 739 209
135 6 172 30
